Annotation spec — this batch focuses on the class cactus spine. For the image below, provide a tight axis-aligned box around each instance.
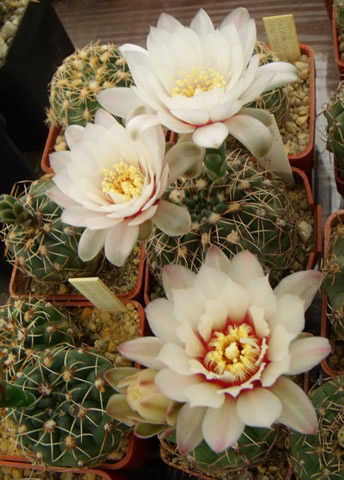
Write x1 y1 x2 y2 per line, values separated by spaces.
9 343 129 468
290 376 344 480
0 177 101 283
47 42 134 129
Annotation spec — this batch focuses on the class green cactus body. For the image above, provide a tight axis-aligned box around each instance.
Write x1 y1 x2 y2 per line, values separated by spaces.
0 297 75 381
325 80 344 175
290 376 344 480
245 41 289 128
9 343 129 468
322 223 344 340
147 153 304 286
47 43 134 128
334 0 344 30
0 177 101 283
162 426 278 477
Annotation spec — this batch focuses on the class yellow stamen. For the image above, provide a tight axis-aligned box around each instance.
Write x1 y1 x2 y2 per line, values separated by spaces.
101 161 144 201
204 323 261 381
172 67 226 97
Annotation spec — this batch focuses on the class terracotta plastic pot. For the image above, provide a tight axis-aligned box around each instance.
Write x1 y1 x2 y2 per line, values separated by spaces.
9 243 145 304
144 167 322 305
321 209 344 377
332 7 344 75
0 457 127 480
41 124 61 173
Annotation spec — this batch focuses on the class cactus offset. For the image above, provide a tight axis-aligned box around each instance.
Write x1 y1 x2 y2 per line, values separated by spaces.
9 343 129 468
0 297 76 381
322 222 344 340
147 150 308 287
0 177 101 283
47 42 134 129
290 376 344 480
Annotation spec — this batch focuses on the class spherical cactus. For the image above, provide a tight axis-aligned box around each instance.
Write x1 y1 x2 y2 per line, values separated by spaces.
146 150 308 287
9 343 129 468
0 297 76 381
290 376 344 480
0 176 102 283
47 42 134 129
245 41 289 128
324 80 344 176
322 222 344 340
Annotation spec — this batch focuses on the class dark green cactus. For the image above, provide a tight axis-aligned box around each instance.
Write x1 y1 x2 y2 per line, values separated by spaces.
322 222 344 340
0 177 102 283
147 150 310 287
9 343 129 468
334 0 344 30
161 426 280 476
47 42 134 128
245 41 289 128
324 80 344 178
0 297 76 381
290 376 344 480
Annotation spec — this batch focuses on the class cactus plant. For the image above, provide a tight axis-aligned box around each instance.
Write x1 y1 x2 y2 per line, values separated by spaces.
324 80 344 179
290 376 344 480
334 0 344 30
322 220 344 341
0 297 76 381
146 149 312 287
0 176 102 283
47 42 134 129
8 343 129 468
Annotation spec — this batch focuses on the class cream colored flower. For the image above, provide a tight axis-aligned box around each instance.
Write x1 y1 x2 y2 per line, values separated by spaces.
98 8 299 157
119 246 331 454
48 109 204 266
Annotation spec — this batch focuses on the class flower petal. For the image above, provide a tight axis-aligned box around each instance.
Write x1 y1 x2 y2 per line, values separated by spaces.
269 294 305 335
260 356 290 387
153 200 191 235
157 342 194 375
176 404 206 454
155 368 203 402
118 337 166 369
165 141 205 182
190 8 215 37
184 382 224 408
267 324 296 362
106 393 137 426
192 122 229 149
202 396 245 453
104 223 139 267
162 264 196 300
247 275 277 319
227 250 264 287
237 388 282 427
145 298 181 344
288 336 331 375
274 270 323 311
78 228 107 261
97 87 143 119
269 376 317 434
104 367 141 392
204 244 231 274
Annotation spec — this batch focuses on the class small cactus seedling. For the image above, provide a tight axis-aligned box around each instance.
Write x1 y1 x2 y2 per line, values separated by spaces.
47 42 134 129
322 221 344 340
9 343 129 468
0 176 102 283
290 376 344 480
0 297 76 381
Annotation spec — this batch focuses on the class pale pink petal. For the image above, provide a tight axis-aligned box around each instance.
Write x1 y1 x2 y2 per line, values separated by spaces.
104 223 139 267
210 99 243 123
288 336 331 374
217 278 249 323
176 321 205 357
97 87 143 119
274 270 323 310
194 265 229 299
204 245 231 274
127 205 158 226
156 12 182 32
269 376 318 434
176 404 206 454
49 151 71 172
78 228 107 261
248 275 277 319
202 396 245 453
268 325 296 362
64 124 85 147
155 368 203 402
184 382 224 408
145 298 181 344
86 215 122 229
152 200 191 235
106 393 136 426
227 250 264 287
236 388 282 427
94 108 117 128
224 112 272 159
260 356 290 387
171 108 210 126
118 337 166 369
248 305 269 338
172 287 205 329
198 300 228 341
157 343 193 375
162 264 196 301
48 186 79 208
157 110 196 134
192 122 229 149
268 294 305 335
126 113 161 140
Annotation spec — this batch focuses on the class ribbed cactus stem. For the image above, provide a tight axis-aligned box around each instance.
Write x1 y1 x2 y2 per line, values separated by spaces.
338 427 344 448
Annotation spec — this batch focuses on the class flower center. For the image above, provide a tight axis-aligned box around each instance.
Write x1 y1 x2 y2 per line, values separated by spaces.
172 67 226 97
101 161 144 201
204 323 261 382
